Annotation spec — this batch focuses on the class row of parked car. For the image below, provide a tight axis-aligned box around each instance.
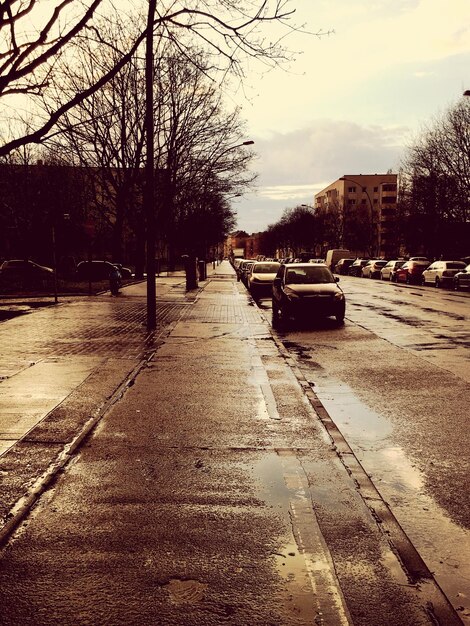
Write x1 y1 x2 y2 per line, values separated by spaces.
334 257 470 290
0 259 133 284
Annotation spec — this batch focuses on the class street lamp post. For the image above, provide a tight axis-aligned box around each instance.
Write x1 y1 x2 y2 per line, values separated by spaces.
144 0 157 332
339 176 375 255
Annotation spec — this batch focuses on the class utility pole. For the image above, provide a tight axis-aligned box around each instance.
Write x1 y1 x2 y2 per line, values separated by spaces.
144 0 157 331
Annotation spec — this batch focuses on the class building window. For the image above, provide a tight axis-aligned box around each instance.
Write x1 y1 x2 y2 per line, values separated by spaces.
382 196 396 204
362 187 367 192
382 184 397 192
348 199 356 205
348 186 356 193
373 199 378 204
373 187 378 192
361 199 367 204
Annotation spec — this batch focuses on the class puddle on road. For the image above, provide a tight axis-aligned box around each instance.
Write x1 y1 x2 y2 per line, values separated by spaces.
313 380 470 619
0 302 56 322
164 578 207 605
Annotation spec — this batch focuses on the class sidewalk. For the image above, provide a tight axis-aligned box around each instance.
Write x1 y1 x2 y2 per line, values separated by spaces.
0 262 460 625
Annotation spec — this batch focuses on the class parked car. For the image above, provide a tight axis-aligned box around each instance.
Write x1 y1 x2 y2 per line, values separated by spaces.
308 258 326 264
334 258 355 275
361 259 388 279
348 259 370 277
380 260 405 281
76 260 121 280
0 259 54 284
247 261 281 300
237 259 256 285
395 259 430 284
421 260 467 288
113 263 133 278
453 264 470 291
272 263 346 327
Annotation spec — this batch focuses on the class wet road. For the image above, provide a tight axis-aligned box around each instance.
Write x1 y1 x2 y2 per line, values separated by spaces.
259 276 470 622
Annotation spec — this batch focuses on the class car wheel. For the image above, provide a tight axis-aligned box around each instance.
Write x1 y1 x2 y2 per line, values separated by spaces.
405 274 411 284
272 300 283 328
435 278 441 288
273 300 289 329
454 279 460 291
421 276 426 286
336 311 345 324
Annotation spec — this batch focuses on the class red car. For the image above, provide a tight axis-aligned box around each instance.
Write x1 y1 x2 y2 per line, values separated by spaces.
394 259 430 284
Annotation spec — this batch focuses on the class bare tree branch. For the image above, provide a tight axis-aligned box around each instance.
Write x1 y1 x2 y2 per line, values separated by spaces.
1 1 304 156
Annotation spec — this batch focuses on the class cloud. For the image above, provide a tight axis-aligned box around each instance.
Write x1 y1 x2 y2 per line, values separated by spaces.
251 119 406 188
234 118 408 232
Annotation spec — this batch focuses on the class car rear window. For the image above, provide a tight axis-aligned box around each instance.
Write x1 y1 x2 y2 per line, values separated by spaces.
446 262 466 269
286 266 334 284
254 263 280 273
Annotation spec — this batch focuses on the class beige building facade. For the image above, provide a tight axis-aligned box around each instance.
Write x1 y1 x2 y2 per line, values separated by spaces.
314 174 398 258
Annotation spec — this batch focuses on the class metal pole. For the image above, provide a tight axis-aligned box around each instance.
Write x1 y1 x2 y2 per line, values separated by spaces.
144 0 157 331
51 225 58 304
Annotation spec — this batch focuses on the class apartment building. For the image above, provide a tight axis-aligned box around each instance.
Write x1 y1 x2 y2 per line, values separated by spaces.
314 174 398 258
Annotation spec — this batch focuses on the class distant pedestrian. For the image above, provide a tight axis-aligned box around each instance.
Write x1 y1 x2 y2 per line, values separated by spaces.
109 265 122 296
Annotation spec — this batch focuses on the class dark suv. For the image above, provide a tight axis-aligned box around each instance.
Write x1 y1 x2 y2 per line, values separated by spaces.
348 259 370 277
272 263 346 327
334 258 355 275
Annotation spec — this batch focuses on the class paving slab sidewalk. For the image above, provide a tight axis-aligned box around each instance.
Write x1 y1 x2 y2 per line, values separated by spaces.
0 272 195 522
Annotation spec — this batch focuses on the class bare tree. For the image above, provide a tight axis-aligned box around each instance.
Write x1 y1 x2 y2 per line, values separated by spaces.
46 28 256 267
46 23 148 264
0 0 301 156
399 98 470 257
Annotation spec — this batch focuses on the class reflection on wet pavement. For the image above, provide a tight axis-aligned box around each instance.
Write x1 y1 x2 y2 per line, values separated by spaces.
0 357 102 455
0 292 191 458
313 378 470 621
255 452 351 625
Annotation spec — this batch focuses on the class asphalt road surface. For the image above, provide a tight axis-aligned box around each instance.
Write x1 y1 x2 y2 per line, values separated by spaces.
258 276 470 621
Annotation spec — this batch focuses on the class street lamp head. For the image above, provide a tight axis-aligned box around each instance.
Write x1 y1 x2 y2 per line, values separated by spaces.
464 90 470 96
242 140 254 146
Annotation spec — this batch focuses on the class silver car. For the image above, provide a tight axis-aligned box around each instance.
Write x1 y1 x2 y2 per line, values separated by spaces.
380 259 405 281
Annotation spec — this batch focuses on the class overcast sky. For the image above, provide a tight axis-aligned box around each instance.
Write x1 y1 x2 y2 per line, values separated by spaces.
228 0 470 234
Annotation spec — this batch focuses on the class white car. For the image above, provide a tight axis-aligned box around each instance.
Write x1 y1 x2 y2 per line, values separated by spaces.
247 261 280 300
361 259 388 279
421 260 467 288
453 264 470 291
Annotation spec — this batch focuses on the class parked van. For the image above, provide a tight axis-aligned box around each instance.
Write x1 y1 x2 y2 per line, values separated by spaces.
325 249 352 272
